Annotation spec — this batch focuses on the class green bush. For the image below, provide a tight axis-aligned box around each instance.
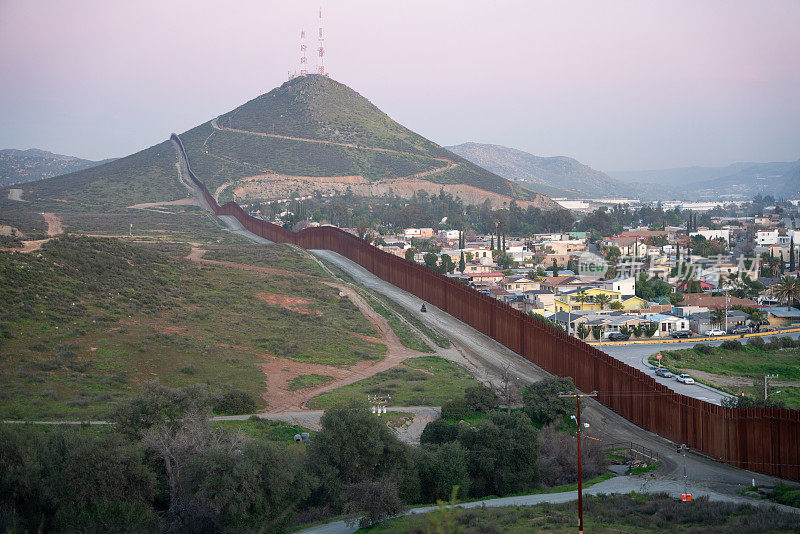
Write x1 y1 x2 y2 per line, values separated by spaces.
694 344 714 355
771 485 800 508
464 384 497 413
522 377 575 426
746 336 765 348
420 419 459 445
441 398 471 421
213 390 257 415
720 340 742 351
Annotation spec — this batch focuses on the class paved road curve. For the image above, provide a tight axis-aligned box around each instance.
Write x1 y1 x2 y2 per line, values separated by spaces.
600 332 800 405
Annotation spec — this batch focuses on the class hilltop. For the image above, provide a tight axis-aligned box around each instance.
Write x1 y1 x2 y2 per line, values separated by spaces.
448 142 635 199
15 75 559 211
0 148 113 188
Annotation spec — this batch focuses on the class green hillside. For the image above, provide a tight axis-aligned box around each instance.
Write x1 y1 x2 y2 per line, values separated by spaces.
11 75 554 210
20 140 185 210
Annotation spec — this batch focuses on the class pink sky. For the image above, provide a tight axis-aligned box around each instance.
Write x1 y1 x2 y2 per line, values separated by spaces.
1 0 798 171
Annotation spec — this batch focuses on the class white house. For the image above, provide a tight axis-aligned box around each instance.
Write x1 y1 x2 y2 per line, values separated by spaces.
690 228 730 243
643 313 690 337
600 276 636 296
756 230 779 246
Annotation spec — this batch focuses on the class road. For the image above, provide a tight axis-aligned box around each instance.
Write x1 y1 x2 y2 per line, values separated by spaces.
296 474 798 534
600 333 800 405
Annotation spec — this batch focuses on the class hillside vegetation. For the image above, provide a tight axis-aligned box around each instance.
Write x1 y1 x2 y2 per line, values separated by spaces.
20 140 186 210
0 236 386 419
0 148 112 187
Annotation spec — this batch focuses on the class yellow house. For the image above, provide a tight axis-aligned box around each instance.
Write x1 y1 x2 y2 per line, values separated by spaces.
554 287 623 312
621 296 648 310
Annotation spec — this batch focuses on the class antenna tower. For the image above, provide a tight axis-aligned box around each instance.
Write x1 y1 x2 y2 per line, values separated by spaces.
299 30 308 76
317 7 326 75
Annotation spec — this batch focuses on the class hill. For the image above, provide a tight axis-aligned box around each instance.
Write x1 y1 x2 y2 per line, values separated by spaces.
0 148 112 187
447 142 636 199
611 159 800 200
16 75 560 212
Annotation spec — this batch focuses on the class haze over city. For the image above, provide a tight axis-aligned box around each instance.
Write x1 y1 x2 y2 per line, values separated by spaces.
1 0 799 171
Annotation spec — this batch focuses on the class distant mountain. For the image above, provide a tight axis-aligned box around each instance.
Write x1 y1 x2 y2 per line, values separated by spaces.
0 148 112 187
611 159 800 200
23 75 561 211
447 142 646 199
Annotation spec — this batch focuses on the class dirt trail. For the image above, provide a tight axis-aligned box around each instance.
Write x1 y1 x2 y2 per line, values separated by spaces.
185 245 430 411
187 246 305 278
1 213 64 253
8 189 24 201
128 198 198 210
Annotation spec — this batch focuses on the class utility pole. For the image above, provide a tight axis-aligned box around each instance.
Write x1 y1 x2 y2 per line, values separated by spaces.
677 444 692 501
764 374 779 401
558 390 597 534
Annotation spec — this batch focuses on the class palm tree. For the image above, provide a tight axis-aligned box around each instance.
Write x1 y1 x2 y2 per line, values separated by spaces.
574 290 591 307
774 275 799 311
594 294 612 310
711 307 727 329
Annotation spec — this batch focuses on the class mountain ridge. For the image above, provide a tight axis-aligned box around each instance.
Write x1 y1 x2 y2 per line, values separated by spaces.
0 148 114 188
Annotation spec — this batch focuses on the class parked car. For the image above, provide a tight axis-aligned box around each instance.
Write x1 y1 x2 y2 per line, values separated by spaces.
607 332 630 341
655 368 674 378
676 374 695 384
706 329 726 336
671 330 692 338
728 326 749 335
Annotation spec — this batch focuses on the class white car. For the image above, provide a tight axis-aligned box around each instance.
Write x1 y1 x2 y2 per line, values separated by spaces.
706 329 725 336
676 374 695 384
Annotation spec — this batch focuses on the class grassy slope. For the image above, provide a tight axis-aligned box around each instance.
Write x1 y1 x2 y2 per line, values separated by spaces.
360 493 799 533
652 346 800 408
0 237 385 419
21 140 185 211
306 356 480 409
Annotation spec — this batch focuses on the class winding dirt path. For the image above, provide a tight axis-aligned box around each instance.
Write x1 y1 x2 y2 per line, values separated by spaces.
185 246 430 410
1 212 64 253
207 117 458 201
128 198 198 210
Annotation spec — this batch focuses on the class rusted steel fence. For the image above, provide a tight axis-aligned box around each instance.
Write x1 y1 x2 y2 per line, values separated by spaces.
172 134 800 481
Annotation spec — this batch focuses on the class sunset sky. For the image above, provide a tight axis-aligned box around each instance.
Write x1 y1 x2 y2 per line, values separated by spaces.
1 0 798 171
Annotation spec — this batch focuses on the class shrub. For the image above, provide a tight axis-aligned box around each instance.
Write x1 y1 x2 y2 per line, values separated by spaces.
464 384 496 413
772 485 800 508
694 344 713 355
212 390 257 415
746 336 765 348
537 425 604 487
420 419 459 445
522 377 575 426
441 398 471 421
417 442 470 503
720 340 742 351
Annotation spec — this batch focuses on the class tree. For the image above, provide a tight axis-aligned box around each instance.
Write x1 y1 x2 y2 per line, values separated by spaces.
420 419 459 445
464 384 497 413
424 252 439 270
609 301 623 310
456 411 539 497
492 364 521 415
576 323 590 340
774 275 799 311
343 476 405 528
309 399 413 509
458 251 465 273
711 308 727 329
417 442 470 503
791 235 796 272
574 290 591 307
404 247 417 261
643 321 658 338
440 254 455 274
522 377 575 425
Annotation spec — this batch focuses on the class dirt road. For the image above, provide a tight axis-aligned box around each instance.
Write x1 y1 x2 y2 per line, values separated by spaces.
8 189 24 201
186 246 432 411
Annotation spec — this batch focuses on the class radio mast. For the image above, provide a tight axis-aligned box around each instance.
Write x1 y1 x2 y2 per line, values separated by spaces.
299 30 308 76
317 7 326 75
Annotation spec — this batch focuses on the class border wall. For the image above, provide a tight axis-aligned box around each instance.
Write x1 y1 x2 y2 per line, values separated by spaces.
172 134 800 481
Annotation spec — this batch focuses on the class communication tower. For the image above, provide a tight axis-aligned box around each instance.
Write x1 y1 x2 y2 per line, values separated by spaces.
299 30 308 76
317 7 326 75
